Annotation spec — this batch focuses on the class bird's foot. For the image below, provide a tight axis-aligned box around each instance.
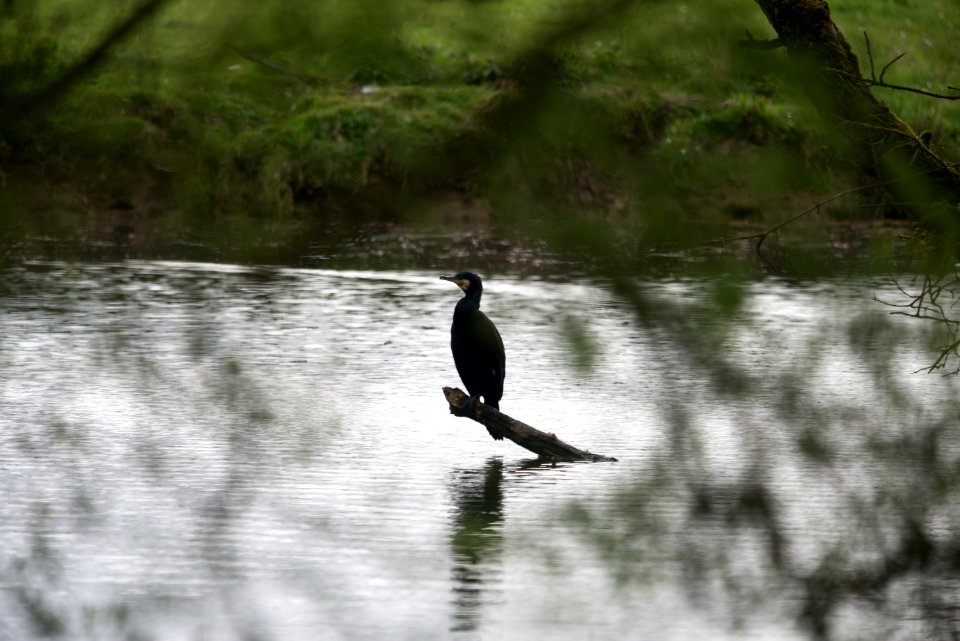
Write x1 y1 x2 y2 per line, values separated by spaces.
463 394 480 418
451 395 503 440
452 394 480 418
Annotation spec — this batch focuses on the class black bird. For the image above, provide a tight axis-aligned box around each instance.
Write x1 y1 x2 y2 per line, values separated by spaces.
441 272 506 440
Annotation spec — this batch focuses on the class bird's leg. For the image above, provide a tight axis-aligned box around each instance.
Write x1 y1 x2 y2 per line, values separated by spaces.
461 394 480 418
450 394 480 417
451 394 503 440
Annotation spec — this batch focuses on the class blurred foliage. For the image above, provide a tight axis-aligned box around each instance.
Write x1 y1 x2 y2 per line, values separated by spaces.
564 278 960 641
0 0 955 266
1 1 960 640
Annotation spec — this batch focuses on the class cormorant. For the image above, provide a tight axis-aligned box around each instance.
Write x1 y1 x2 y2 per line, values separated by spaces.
441 272 506 440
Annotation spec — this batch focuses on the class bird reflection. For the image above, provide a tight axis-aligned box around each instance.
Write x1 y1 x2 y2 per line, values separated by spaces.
449 458 505 635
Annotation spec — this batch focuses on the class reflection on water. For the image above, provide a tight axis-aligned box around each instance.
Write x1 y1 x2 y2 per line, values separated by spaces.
0 261 958 640
450 459 504 635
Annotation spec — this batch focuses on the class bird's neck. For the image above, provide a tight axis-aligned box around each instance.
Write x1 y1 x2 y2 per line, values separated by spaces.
455 293 481 316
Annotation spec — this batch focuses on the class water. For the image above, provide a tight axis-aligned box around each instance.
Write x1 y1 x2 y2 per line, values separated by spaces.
1 261 959 641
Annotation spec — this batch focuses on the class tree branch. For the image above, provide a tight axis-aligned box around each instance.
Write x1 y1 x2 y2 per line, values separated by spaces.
7 0 172 121
752 0 960 237
442 387 617 462
860 31 960 100
232 48 321 85
738 29 784 50
876 274 960 375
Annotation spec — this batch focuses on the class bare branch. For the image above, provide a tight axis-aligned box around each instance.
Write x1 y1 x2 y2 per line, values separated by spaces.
880 273 960 374
864 79 960 101
878 52 906 84
709 170 944 251
232 48 321 85
855 31 959 100
863 31 876 81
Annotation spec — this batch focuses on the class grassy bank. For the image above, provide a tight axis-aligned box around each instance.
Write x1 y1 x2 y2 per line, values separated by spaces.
1 0 958 263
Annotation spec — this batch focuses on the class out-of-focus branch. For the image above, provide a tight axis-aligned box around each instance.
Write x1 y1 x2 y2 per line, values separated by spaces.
399 0 644 195
5 0 172 121
232 48 321 86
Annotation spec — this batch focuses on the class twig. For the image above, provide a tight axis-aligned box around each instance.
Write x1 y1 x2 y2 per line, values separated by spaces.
879 52 906 84
712 165 951 253
864 32 876 81
864 79 960 101
711 163 952 269
858 31 960 100
232 48 320 85
863 30 877 78
878 273 960 375
717 183 874 249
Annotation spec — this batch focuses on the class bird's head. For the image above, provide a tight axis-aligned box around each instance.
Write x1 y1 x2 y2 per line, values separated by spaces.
440 272 483 296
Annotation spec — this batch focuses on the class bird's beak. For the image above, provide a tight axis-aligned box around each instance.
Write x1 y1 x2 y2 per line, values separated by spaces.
440 275 467 291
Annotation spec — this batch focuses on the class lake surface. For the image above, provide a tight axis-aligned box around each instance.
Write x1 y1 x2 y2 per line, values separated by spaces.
1 261 958 641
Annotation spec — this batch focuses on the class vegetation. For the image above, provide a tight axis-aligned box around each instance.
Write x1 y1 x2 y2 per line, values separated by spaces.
1 0 957 265
2 3 960 640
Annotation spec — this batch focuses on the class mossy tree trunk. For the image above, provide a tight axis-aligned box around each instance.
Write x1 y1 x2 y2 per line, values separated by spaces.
753 0 960 245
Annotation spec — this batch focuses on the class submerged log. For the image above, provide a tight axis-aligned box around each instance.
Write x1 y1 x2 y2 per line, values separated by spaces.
442 387 617 462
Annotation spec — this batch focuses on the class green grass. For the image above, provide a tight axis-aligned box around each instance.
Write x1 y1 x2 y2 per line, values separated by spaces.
834 0 960 141
1 0 957 259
